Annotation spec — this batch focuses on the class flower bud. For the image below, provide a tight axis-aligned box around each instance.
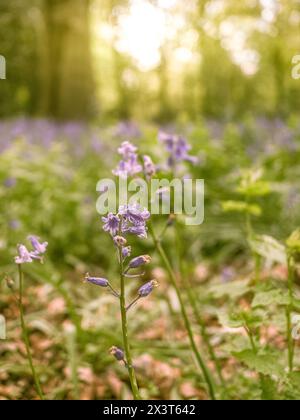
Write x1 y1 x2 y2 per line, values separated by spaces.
129 255 151 269
84 273 109 287
143 155 156 179
122 246 132 258
109 346 125 361
138 280 159 297
5 276 15 289
114 235 127 247
167 213 176 226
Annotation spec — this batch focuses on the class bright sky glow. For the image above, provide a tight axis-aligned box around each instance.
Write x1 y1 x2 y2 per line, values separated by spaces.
260 0 280 22
97 0 265 75
220 19 260 76
116 0 167 71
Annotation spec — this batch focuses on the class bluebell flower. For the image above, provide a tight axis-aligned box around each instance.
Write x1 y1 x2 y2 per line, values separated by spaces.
28 235 48 254
124 224 148 239
143 155 156 179
102 213 120 237
113 156 142 179
84 274 109 287
113 141 142 178
158 131 175 153
118 141 138 158
9 220 21 230
129 255 151 269
15 244 42 264
119 204 150 238
112 159 127 178
174 136 191 160
14 235 48 264
15 245 34 264
119 204 150 226
158 131 197 167
114 122 141 139
102 205 150 239
138 280 159 297
4 177 17 188
126 279 158 311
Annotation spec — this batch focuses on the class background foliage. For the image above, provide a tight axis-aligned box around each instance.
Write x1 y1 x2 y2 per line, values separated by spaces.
1 0 300 120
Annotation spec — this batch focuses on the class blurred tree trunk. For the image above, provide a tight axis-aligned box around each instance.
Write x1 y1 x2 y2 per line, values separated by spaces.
112 47 131 120
192 0 209 118
0 1 40 117
156 45 174 122
39 0 96 120
108 0 132 120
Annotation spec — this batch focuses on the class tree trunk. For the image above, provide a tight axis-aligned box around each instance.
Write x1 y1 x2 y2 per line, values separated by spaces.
39 0 96 120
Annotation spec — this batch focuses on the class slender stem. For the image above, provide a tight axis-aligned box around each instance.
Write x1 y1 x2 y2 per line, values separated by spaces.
65 325 79 400
18 265 45 400
126 296 141 312
244 324 257 354
159 219 171 240
245 193 253 240
245 211 252 240
149 222 216 400
174 223 226 389
286 255 295 373
254 254 261 284
108 283 120 298
117 247 141 400
244 321 270 399
186 279 226 388
245 199 260 284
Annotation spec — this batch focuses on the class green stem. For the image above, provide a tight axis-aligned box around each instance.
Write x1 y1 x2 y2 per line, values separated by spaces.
245 211 252 241
174 224 226 390
245 325 257 354
65 325 79 400
186 280 226 389
245 207 260 284
55 282 82 335
254 254 261 284
286 255 295 373
149 222 216 400
118 247 141 400
18 265 45 400
244 320 270 399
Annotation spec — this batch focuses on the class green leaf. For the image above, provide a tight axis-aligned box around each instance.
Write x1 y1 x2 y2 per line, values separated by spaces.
237 168 271 197
221 200 262 216
260 376 279 400
249 235 287 265
209 279 251 299
252 289 290 308
286 229 300 254
218 311 245 328
292 298 300 311
288 372 300 388
282 372 300 400
233 349 284 377
237 181 271 197
218 309 262 329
